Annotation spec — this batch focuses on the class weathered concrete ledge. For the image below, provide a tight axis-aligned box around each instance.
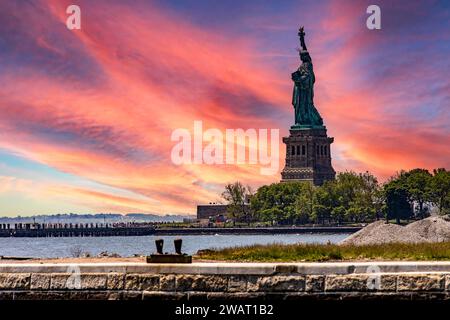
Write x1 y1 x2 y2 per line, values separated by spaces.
2 261 450 274
0 262 450 300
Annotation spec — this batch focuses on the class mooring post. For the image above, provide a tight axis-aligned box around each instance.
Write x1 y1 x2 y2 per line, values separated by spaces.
174 239 182 255
155 239 164 254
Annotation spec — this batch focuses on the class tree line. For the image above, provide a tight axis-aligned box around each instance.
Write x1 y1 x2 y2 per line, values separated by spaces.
222 168 450 225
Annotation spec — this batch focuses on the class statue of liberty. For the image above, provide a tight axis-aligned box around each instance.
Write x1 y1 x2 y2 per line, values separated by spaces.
292 27 323 127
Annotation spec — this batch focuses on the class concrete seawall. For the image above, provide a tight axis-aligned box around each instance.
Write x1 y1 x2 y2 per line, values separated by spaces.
0 261 450 300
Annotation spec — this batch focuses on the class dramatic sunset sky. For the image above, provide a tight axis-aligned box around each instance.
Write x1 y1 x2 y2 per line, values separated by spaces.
0 0 449 216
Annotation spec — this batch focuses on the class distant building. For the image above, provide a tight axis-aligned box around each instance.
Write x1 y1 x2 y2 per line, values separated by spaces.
196 203 228 220
196 201 251 221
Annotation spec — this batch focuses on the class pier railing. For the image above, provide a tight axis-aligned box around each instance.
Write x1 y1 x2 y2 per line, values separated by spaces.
0 223 360 237
0 222 155 237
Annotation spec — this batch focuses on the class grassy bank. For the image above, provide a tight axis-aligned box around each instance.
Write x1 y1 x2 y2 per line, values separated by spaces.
196 242 450 262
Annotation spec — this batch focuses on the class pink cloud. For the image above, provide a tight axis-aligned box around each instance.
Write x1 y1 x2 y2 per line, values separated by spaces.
0 0 448 214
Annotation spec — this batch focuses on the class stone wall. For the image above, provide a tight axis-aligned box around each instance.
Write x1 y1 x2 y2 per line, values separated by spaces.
1 262 450 300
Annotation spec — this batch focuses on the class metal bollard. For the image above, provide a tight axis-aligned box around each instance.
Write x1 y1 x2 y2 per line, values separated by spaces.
174 239 182 255
155 239 164 254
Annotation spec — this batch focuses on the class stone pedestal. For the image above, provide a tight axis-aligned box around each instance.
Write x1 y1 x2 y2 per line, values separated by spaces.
281 126 335 185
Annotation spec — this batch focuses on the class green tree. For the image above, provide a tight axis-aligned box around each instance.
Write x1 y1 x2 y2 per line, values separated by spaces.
250 182 307 225
222 182 253 224
312 184 334 224
333 171 380 223
331 205 346 225
430 168 450 215
383 180 413 224
293 182 315 224
385 169 435 219
404 169 432 218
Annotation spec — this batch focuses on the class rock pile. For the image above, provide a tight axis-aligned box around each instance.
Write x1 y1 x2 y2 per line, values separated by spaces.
340 216 450 245
97 251 121 258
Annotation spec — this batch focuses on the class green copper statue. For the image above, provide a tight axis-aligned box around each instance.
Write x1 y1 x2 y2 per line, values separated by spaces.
292 27 324 128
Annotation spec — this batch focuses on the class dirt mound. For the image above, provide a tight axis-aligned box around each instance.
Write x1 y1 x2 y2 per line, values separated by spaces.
405 216 450 242
340 220 428 245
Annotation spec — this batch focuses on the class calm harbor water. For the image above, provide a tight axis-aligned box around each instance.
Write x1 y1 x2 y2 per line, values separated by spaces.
0 233 350 258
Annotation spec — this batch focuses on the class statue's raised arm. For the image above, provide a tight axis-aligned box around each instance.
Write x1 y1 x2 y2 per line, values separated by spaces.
298 26 307 51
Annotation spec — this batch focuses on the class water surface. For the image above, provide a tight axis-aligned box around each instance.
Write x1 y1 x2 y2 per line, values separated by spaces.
0 233 350 258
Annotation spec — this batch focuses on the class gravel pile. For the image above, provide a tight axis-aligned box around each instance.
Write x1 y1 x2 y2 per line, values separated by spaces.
340 216 450 245
405 216 450 242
